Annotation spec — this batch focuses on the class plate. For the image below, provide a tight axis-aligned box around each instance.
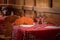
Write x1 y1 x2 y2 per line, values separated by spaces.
20 25 34 27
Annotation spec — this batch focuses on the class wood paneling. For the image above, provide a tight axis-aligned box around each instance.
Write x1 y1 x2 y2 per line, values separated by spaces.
25 10 35 18
25 0 34 7
0 0 4 4
45 13 60 25
36 0 49 8
53 0 60 8
7 0 15 4
16 0 24 5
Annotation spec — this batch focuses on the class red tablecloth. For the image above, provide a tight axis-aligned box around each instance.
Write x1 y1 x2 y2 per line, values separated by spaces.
12 25 60 40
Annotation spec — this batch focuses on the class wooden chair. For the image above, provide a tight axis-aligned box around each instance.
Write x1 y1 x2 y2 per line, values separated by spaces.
4 15 18 40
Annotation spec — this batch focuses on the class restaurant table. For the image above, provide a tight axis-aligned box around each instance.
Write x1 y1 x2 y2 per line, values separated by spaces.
12 25 60 40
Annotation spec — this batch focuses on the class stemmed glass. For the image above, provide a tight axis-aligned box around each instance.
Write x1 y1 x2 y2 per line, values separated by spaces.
40 12 47 28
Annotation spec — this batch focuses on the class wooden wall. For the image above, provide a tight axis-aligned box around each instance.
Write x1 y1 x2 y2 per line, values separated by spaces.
0 0 4 4
53 0 60 8
0 0 60 25
45 13 60 25
36 0 49 8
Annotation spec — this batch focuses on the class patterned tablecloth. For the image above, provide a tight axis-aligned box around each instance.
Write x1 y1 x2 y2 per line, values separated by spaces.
12 24 60 40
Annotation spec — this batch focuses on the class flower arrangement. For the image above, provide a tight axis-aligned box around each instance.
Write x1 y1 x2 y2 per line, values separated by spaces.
15 16 34 25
